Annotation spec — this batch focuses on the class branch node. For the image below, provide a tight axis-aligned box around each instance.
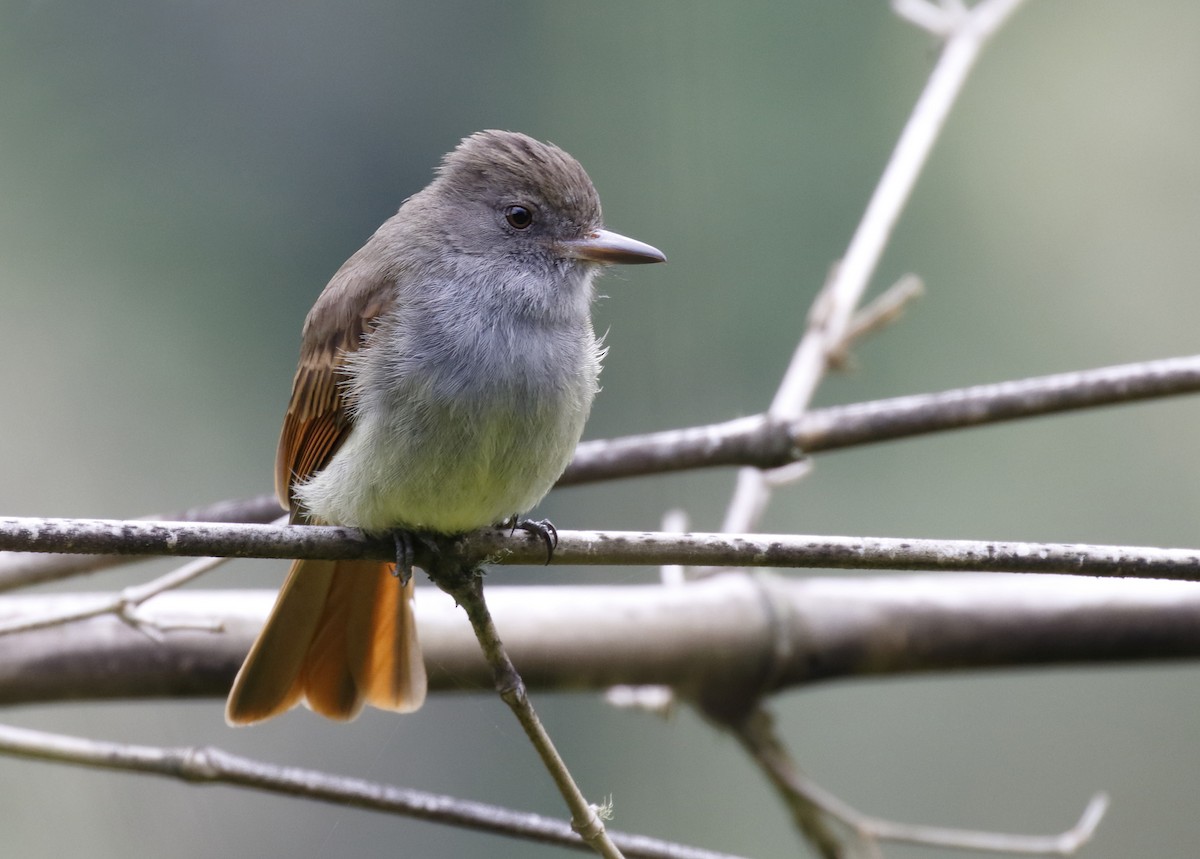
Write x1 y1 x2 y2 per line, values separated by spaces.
117 607 168 644
573 805 607 841
180 745 222 781
827 274 925 371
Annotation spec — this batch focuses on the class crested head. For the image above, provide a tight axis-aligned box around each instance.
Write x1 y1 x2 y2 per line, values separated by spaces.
383 130 663 296
434 130 603 233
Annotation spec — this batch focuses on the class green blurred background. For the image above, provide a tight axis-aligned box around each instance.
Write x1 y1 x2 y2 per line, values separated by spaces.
3 1 1200 856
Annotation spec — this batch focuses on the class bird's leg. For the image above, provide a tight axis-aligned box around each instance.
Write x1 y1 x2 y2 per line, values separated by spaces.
503 516 559 564
390 530 442 584
392 531 416 585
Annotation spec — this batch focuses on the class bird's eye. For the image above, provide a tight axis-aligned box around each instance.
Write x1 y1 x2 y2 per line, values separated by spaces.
504 205 534 230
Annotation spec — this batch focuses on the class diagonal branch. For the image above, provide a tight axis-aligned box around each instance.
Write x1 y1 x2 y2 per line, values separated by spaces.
430 561 625 858
562 354 1200 485
0 722 746 859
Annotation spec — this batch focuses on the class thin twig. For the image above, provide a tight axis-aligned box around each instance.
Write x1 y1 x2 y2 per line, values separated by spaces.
826 274 924 371
430 561 625 858
0 722 745 859
2 517 1200 582
724 710 845 858
0 555 228 637
732 708 1106 856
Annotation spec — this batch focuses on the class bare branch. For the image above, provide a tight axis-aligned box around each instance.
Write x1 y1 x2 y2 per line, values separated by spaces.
2 517 1200 582
0 494 283 591
4 574 1199 707
793 353 1200 453
0 722 747 859
851 794 1109 856
562 354 1200 485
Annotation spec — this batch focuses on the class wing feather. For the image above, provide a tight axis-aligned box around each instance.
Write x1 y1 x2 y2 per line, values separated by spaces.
274 248 396 509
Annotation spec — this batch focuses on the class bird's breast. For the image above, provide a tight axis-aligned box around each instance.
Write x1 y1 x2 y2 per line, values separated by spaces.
295 306 601 533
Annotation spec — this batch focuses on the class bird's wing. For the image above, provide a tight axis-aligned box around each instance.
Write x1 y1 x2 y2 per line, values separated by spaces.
275 253 396 511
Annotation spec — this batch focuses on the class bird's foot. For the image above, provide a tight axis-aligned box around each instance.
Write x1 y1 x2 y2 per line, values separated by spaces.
504 517 559 564
390 530 439 585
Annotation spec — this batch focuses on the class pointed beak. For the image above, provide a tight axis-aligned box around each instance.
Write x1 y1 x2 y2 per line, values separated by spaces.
563 229 666 265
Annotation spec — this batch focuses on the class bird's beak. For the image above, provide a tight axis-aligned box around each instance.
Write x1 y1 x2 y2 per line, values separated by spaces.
563 229 666 265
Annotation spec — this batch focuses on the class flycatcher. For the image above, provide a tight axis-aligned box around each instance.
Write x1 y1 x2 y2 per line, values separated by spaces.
226 130 665 724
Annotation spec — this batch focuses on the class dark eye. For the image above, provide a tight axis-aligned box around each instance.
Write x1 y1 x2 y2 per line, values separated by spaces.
504 205 534 229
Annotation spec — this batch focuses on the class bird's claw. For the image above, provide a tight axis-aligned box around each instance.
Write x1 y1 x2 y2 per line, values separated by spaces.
510 517 559 564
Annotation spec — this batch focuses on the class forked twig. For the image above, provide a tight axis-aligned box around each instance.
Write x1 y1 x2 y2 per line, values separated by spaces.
826 275 925 371
0 555 229 639
732 708 1106 856
0 515 289 638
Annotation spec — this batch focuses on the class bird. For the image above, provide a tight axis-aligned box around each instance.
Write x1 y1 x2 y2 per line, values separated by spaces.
225 130 665 724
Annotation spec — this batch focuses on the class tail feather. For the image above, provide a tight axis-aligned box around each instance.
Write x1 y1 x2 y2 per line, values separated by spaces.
358 563 426 712
225 558 426 725
302 561 376 720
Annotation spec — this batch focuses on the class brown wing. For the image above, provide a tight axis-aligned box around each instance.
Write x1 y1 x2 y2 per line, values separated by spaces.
274 246 397 512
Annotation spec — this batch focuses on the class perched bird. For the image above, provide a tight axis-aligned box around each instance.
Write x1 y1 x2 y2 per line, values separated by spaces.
226 130 665 724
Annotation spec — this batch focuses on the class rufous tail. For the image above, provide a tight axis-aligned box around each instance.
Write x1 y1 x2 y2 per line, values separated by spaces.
225 558 427 725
